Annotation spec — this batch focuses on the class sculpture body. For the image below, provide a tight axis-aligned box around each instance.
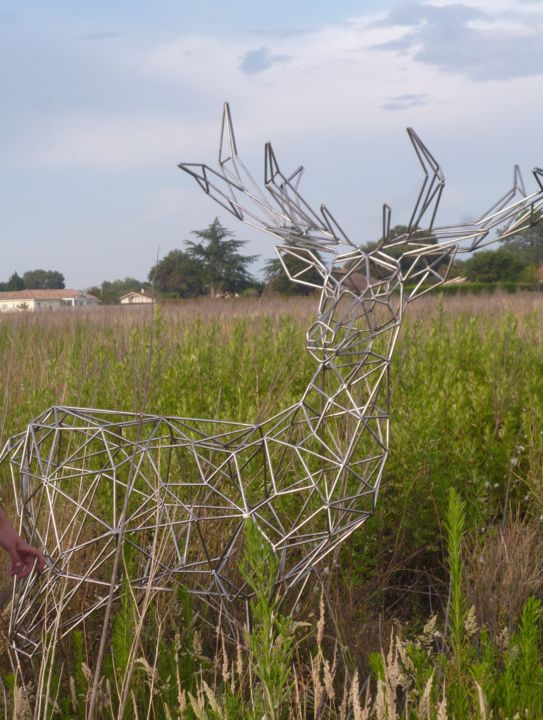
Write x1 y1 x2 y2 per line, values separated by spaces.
2 105 542 657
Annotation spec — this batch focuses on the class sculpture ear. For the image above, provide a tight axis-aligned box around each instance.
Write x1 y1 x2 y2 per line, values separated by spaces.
277 246 327 290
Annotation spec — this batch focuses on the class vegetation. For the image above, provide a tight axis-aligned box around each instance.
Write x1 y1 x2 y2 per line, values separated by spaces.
87 277 152 304
453 213 543 283
4 217 542 304
357 220 543 288
22 269 66 290
150 218 260 298
0 269 65 291
461 248 525 283
1 293 543 717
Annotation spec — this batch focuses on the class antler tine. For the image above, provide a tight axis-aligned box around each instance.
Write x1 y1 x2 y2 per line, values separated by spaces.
178 159 316 242
406 128 445 234
487 192 543 242
465 164 543 251
265 145 351 246
264 142 307 223
320 205 353 246
264 141 281 187
514 165 527 198
382 204 392 245
264 142 342 246
177 163 244 220
218 102 258 194
179 103 246 221
286 165 304 192
180 105 294 231
180 103 360 250
219 102 238 166
180 109 337 248
411 161 543 255
474 164 528 227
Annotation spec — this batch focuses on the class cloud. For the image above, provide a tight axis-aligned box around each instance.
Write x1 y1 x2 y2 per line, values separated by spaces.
238 47 291 74
371 1 543 81
4 4 541 178
382 93 430 111
371 1 483 28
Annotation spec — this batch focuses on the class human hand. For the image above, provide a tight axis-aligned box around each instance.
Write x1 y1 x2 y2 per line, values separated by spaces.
0 511 45 578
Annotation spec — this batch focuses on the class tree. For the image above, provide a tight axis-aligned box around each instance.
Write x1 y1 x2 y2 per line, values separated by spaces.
149 251 205 298
23 269 65 289
463 248 525 283
148 219 258 299
6 272 24 291
499 213 543 267
185 218 257 296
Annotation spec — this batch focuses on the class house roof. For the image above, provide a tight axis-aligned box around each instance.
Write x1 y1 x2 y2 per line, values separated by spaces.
0 289 98 301
331 268 371 292
119 291 154 300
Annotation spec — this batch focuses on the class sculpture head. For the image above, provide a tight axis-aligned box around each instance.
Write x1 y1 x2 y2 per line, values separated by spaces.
179 104 543 359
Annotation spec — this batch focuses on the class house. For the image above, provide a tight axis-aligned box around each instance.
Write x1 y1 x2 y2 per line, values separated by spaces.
119 290 154 305
0 289 100 313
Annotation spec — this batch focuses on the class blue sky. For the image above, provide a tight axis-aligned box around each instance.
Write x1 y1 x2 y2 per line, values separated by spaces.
1 0 543 288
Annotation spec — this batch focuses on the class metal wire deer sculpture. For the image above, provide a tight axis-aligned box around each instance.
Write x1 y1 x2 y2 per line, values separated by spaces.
3 104 543 658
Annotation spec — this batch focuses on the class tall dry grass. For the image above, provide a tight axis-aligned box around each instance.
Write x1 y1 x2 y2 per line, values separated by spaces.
1 292 543 717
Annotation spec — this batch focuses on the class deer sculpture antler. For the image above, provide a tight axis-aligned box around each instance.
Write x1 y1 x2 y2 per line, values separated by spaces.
180 103 354 254
180 103 543 274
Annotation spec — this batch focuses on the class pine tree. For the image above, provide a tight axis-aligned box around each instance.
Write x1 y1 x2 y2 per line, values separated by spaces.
185 218 257 296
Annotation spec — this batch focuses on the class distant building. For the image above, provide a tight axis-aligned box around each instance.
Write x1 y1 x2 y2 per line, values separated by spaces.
0 289 100 313
119 290 154 305
444 276 467 285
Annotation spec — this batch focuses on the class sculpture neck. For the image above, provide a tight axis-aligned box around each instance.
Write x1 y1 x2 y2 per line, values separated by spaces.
304 323 399 415
295 311 396 462
305 286 402 407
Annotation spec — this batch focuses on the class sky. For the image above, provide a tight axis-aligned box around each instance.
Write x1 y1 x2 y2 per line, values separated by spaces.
1 0 543 289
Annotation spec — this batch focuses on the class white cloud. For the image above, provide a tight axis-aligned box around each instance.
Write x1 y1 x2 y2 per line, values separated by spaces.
371 1 543 81
6 4 542 173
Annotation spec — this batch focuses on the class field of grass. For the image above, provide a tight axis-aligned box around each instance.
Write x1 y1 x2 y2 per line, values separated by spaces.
1 292 543 718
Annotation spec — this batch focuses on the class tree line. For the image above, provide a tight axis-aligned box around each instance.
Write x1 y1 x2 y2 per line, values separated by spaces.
454 218 543 283
3 216 542 304
265 219 543 291
0 269 65 291
86 219 261 304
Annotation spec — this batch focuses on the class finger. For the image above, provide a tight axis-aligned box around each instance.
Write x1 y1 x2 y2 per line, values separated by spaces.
18 544 46 573
14 563 32 579
10 560 23 577
10 557 33 578
25 548 45 573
